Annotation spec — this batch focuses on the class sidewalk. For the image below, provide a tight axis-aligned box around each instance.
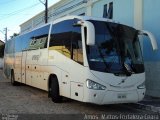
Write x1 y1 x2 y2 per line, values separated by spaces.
133 96 160 113
0 58 3 69
0 69 160 113
0 69 9 82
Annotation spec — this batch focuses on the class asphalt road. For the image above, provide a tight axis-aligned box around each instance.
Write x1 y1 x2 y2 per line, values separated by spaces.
1 69 158 120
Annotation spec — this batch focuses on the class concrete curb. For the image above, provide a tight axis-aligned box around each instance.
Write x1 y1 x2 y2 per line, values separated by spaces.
131 103 160 113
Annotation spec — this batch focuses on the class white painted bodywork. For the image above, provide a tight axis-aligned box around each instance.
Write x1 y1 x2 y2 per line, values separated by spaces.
4 16 146 104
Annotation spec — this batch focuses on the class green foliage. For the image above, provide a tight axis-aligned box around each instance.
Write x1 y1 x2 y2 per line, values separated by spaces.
0 44 5 57
10 33 19 39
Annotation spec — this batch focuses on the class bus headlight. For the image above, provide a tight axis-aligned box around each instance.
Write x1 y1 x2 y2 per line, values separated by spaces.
137 82 145 89
86 79 106 90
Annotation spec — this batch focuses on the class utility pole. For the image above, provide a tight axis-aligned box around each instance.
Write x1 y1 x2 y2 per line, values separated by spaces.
39 0 48 23
45 0 48 23
4 27 7 42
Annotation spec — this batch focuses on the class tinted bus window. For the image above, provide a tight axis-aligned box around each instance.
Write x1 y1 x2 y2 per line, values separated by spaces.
15 36 22 52
72 26 83 65
50 19 83 64
29 25 50 50
50 20 74 58
5 39 15 54
21 25 50 51
22 32 34 51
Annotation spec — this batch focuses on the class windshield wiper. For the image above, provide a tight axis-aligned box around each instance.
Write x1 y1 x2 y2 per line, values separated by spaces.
123 63 134 76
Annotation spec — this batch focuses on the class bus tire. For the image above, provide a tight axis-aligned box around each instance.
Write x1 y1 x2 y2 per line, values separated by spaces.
11 70 19 86
50 76 62 103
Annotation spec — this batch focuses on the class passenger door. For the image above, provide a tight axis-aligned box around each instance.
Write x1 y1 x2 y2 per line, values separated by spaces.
21 51 27 84
14 37 22 83
30 25 50 89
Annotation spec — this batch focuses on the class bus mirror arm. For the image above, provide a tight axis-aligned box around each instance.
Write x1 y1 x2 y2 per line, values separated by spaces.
77 21 95 46
139 30 158 51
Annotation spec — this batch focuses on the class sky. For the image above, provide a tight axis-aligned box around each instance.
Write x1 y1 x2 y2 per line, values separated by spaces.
0 0 60 42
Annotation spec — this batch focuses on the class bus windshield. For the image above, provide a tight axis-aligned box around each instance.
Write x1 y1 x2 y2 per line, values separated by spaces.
86 20 144 75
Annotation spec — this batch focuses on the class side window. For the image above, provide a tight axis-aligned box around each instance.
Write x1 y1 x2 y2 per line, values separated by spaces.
22 32 34 50
29 25 50 50
49 19 83 65
49 20 73 58
15 36 22 52
72 27 83 65
5 39 15 54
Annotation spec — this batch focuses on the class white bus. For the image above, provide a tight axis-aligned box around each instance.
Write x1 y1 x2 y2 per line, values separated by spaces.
4 16 158 104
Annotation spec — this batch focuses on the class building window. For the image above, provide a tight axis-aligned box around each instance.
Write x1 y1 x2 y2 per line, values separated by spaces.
103 2 113 19
79 13 85 16
103 4 107 18
108 2 113 19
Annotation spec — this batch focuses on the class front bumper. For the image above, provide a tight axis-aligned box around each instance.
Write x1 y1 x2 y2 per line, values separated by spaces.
83 89 145 105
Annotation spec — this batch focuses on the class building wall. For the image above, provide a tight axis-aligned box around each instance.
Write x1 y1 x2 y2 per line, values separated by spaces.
143 0 160 97
113 0 134 26
92 0 134 26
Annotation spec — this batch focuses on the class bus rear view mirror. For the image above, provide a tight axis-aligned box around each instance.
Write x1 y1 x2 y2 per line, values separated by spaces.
78 21 95 46
139 30 158 51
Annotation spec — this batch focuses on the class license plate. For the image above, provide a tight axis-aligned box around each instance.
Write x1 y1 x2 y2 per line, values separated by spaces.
117 94 127 99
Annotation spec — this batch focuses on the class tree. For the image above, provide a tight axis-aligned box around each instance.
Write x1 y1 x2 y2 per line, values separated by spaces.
0 44 5 58
10 33 19 39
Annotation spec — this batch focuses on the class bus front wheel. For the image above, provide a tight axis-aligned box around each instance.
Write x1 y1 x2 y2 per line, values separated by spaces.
50 76 62 103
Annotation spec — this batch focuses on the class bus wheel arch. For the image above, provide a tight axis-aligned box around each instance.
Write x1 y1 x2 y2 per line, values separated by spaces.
48 74 62 103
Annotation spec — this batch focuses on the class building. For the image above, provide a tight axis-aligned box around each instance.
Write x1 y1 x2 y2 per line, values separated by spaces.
20 0 160 97
0 40 4 46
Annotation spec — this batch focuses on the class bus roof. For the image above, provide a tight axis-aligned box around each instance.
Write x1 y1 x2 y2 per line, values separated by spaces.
9 15 117 41
52 15 115 24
